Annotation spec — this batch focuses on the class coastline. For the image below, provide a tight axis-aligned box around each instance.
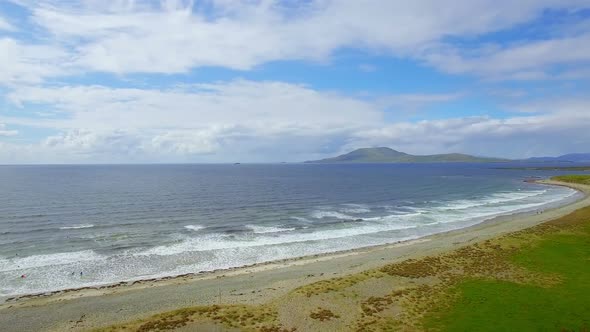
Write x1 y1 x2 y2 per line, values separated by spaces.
0 179 589 331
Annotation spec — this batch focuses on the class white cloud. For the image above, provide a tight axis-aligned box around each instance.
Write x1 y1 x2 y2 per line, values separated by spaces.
0 15 15 31
348 106 590 158
43 129 142 155
508 97 590 114
2 92 590 162
422 33 590 79
6 80 383 130
0 38 69 85
1 1 590 163
0 79 479 162
1 80 384 161
0 124 18 136
5 0 585 77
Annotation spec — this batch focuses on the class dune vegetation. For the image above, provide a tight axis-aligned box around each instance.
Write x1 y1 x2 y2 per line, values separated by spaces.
552 174 590 185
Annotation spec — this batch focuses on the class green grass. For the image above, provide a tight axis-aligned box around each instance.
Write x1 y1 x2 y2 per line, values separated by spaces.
552 174 590 185
497 167 590 171
425 216 590 331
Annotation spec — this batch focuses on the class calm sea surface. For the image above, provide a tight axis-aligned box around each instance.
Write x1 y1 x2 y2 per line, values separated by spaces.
0 163 584 298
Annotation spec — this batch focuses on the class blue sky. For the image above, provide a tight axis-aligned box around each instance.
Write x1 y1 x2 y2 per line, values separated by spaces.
0 0 589 163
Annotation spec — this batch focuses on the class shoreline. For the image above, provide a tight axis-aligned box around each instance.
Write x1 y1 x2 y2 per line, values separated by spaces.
1 179 589 331
1 180 583 303
1 179 587 304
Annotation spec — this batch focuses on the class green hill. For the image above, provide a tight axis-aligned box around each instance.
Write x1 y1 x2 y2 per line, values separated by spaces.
305 147 508 163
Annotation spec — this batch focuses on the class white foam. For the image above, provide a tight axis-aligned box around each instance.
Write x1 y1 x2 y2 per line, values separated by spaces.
184 225 205 232
0 250 101 272
340 204 371 214
137 220 420 257
290 216 312 223
311 210 354 220
136 187 579 258
437 190 547 211
59 224 94 230
246 225 296 234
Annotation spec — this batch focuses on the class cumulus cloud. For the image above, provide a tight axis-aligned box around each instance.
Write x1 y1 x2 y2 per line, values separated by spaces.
423 33 590 79
0 38 70 85
3 92 590 162
347 108 590 158
1 80 382 161
1 1 589 163
0 0 585 79
0 78 476 162
43 129 143 155
6 80 383 130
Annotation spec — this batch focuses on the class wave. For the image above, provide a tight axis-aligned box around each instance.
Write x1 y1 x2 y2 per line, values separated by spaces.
0 250 101 272
0 188 579 299
184 225 205 232
246 225 296 234
340 204 371 214
290 216 312 223
59 224 94 230
136 219 422 257
311 210 355 220
436 190 547 211
137 187 578 257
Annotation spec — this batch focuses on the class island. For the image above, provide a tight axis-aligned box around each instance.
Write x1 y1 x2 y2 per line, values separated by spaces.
305 147 508 164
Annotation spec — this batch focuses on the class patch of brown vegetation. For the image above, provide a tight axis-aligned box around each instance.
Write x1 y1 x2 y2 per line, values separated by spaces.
259 326 297 332
101 304 287 331
295 270 383 297
380 256 448 278
135 308 197 331
309 307 340 321
360 293 400 316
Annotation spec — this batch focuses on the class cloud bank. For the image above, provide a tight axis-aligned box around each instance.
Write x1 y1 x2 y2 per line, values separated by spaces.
0 0 589 163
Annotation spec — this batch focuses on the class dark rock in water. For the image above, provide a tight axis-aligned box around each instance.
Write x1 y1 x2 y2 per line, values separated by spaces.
344 218 365 222
523 177 542 183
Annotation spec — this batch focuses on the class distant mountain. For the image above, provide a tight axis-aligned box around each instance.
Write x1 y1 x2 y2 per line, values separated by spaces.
525 153 590 163
305 147 509 164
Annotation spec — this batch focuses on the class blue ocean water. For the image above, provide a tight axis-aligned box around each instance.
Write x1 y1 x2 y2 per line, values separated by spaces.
0 163 583 298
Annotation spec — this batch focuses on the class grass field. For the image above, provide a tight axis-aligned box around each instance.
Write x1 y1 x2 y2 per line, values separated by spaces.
497 167 590 171
552 174 590 185
425 211 590 331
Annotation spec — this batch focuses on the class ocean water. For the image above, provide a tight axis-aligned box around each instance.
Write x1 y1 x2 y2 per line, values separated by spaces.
0 163 583 299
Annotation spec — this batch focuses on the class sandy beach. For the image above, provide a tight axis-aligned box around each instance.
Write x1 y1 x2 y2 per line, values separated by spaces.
0 179 589 331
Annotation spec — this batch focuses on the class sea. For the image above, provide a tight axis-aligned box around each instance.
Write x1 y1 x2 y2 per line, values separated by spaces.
0 163 585 300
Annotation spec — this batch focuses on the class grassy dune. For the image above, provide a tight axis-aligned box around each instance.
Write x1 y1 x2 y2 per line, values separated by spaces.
552 174 590 185
98 177 590 332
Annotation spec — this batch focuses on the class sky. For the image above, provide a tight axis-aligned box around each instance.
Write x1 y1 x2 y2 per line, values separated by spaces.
0 0 590 164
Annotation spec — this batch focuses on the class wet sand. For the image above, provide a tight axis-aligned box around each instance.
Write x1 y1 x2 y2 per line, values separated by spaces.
0 179 588 331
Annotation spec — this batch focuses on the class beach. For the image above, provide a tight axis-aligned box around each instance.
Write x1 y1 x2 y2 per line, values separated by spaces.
2 164 575 300
0 179 588 331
